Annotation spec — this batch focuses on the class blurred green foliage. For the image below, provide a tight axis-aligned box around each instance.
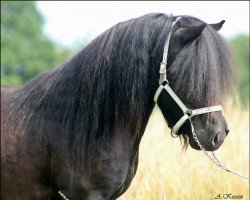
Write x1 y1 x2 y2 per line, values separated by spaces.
1 2 249 108
1 1 70 85
230 35 249 108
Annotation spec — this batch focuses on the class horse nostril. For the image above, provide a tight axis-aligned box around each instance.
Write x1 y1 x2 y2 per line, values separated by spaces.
225 129 229 136
212 133 219 146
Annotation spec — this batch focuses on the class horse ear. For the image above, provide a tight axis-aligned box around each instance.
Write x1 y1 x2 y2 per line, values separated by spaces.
173 23 206 46
209 20 225 31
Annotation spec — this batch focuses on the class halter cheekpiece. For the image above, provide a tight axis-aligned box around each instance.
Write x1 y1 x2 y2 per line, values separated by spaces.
154 17 223 135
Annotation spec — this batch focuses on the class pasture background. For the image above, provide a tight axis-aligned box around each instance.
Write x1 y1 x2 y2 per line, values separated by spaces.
1 2 249 200
118 104 249 200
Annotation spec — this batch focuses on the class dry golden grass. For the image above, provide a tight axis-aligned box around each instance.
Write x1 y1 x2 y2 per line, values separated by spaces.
118 103 249 200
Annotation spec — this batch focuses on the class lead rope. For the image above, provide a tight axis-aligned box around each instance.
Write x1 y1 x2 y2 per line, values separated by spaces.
190 120 249 180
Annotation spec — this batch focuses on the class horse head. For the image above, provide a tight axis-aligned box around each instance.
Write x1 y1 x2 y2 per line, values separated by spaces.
153 16 233 151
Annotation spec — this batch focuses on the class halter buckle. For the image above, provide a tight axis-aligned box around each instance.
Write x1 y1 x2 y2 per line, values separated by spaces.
159 62 167 74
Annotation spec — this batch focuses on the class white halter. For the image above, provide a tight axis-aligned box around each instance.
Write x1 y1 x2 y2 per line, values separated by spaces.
154 17 222 135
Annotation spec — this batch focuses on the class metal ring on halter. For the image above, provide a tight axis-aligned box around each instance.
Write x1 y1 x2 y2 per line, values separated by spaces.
170 130 179 138
162 79 169 85
185 109 193 118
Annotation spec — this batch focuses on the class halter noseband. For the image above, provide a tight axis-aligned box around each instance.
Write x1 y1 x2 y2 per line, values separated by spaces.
154 17 222 135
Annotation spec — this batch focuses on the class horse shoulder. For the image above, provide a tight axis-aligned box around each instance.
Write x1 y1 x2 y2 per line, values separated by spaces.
58 141 140 199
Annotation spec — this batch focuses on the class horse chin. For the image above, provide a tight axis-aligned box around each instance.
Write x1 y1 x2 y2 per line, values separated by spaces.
188 137 202 150
188 134 223 151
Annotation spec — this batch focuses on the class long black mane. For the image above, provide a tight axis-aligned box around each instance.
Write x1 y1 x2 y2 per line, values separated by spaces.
9 13 233 171
168 16 233 108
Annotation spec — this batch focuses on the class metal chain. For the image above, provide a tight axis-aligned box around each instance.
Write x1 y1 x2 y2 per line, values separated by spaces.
190 123 249 180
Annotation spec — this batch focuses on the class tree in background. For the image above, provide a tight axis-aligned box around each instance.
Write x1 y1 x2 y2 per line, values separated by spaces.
1 1 70 85
230 35 249 108
1 2 249 108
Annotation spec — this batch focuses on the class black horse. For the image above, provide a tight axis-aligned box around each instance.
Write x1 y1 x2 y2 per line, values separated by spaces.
1 13 234 199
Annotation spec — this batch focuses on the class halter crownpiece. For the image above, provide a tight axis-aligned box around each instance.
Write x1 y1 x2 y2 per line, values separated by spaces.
159 17 182 85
